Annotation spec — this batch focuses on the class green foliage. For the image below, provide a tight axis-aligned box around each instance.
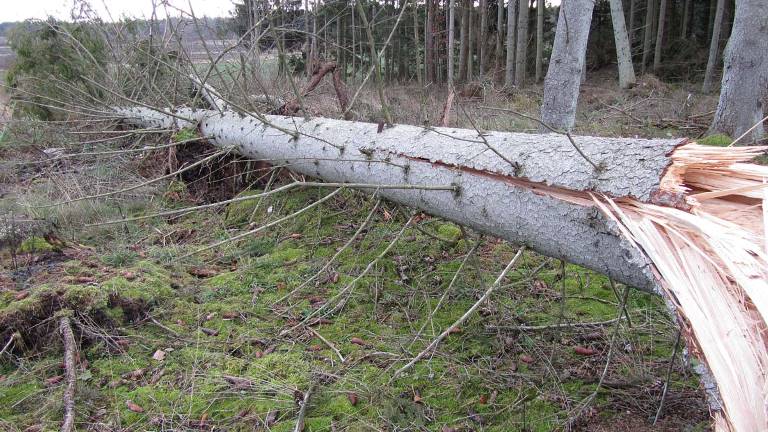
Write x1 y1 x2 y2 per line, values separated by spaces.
5 18 107 120
698 134 733 147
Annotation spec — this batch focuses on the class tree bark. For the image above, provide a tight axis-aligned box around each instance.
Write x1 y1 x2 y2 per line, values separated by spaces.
628 0 637 46
534 0 544 82
479 0 489 77
702 0 725 93
505 0 517 87
426 0 436 83
467 3 474 80
710 0 768 142
459 0 469 81
609 0 636 88
681 0 691 39
413 0 422 85
641 0 655 73
514 0 529 86
59 316 76 432
652 0 666 72
540 0 595 130
448 0 456 87
495 0 505 77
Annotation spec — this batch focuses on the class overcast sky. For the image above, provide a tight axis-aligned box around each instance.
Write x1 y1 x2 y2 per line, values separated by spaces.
0 0 236 22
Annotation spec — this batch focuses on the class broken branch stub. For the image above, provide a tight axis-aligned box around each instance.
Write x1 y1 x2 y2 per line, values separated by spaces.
116 107 768 431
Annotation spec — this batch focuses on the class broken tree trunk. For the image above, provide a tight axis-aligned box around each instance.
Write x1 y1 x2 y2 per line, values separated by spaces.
116 107 767 431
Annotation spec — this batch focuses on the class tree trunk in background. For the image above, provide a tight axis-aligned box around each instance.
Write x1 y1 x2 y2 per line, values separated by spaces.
459 0 469 81
702 0 724 93
535 0 544 82
652 0 666 72
711 0 768 142
540 0 595 130
448 0 456 86
515 0 529 85
468 4 474 80
707 0 716 40
413 0 422 85
426 0 435 83
628 0 636 46
681 0 691 39
505 0 517 87
641 0 655 73
495 0 505 76
609 0 636 88
479 0 488 77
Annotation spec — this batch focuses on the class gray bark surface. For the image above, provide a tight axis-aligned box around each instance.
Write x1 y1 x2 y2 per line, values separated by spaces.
609 0 636 89
535 0 544 82
540 0 595 130
505 0 517 87
710 0 768 142
652 0 666 72
514 0 529 85
117 107 688 293
641 0 655 73
479 0 488 77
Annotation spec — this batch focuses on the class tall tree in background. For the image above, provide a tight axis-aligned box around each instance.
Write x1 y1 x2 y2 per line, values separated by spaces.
710 0 768 142
425 0 435 82
652 0 666 72
479 0 489 77
459 0 469 81
514 0 529 85
495 0 505 75
641 0 655 73
505 0 517 87
540 0 595 130
609 0 636 88
702 0 725 93
448 0 456 86
681 0 691 39
535 0 544 82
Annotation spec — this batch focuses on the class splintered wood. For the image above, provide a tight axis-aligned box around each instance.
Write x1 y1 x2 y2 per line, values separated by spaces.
595 143 768 432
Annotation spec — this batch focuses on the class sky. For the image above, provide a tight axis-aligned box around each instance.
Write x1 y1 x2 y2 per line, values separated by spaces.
0 0 236 23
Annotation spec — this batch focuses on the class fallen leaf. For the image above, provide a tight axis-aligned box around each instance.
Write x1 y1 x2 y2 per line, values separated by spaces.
45 375 63 386
347 392 358 406
254 351 264 358
468 408 485 424
479 394 488 404
123 368 145 380
222 311 239 320
520 354 534 364
290 233 303 239
76 276 95 284
276 282 287 290
264 345 276 355
14 291 29 301
122 271 137 281
574 346 597 356
350 337 367 346
382 209 392 221
200 327 219 336
152 350 166 361
441 426 456 432
126 400 144 413
308 344 323 352
188 267 217 278
489 389 499 404
204 312 216 321
265 409 279 426
413 391 422 403
116 339 130 348
447 326 462 334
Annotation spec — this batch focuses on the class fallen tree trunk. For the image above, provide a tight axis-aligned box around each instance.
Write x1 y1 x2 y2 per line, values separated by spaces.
116 107 767 431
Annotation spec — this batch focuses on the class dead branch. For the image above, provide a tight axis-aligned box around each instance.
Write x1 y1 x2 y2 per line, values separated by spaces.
59 315 77 432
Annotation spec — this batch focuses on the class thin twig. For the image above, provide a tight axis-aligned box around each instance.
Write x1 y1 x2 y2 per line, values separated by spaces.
654 328 682 424
59 315 77 432
307 327 345 363
486 317 624 332
392 246 526 380
294 382 316 432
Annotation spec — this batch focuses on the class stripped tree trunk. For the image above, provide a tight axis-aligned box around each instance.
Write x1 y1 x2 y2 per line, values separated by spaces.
535 0 544 82
710 0 768 142
609 0 637 88
540 0 595 130
505 0 517 87
514 0 529 86
702 0 725 94
118 105 768 432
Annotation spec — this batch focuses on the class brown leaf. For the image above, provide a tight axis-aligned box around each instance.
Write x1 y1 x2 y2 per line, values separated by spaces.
222 311 239 320
347 392 358 406
382 209 393 221
447 326 462 334
204 312 216 321
330 271 340 284
265 409 279 426
520 354 534 364
350 337 367 346
115 339 130 348
152 350 166 361
254 351 264 358
126 400 144 413
122 271 137 281
413 391 422 404
276 282 287 290
188 267 217 278
123 368 146 380
14 291 29 301
76 276 95 284
45 375 63 386
308 344 323 352
479 394 488 404
264 345 276 355
574 346 598 356
441 426 456 432
200 327 219 336
489 389 499 404
289 233 303 239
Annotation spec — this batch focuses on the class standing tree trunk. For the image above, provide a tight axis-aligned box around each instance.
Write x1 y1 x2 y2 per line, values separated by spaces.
459 0 469 81
505 0 517 87
540 0 595 130
413 0 423 85
467 3 474 80
535 0 544 82
652 0 666 72
710 0 768 142
515 0 529 86
495 0 505 77
641 0 655 73
702 0 725 93
426 0 436 83
479 0 489 77
448 0 456 86
681 0 691 39
609 0 636 88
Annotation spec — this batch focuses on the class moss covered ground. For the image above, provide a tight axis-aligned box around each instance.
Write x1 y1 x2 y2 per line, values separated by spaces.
0 177 711 431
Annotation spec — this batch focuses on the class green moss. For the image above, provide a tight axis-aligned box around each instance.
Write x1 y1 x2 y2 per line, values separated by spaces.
225 190 264 225
698 134 733 147
436 223 462 242
18 236 55 252
172 127 198 142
